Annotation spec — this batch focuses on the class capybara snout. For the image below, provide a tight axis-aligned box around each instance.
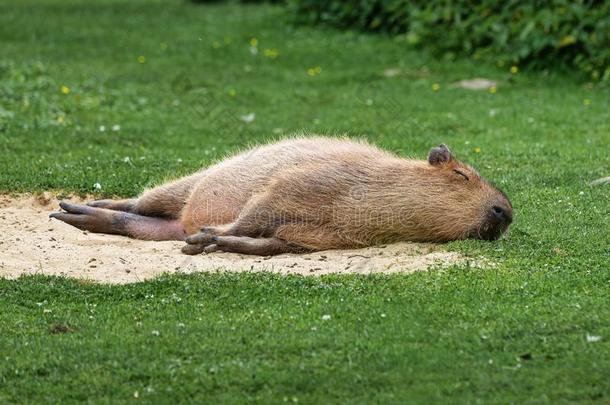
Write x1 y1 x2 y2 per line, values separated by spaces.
474 196 513 241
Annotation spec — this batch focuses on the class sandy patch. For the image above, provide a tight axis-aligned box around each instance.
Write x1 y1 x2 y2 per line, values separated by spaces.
0 194 472 284
452 78 498 90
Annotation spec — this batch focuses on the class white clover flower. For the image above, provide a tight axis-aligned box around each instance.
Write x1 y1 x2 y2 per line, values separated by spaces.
240 113 255 123
587 334 602 343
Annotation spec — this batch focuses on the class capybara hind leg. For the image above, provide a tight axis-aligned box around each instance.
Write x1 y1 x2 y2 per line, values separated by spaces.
50 202 186 241
88 193 184 219
88 199 137 212
182 235 309 256
131 172 203 219
86 172 201 219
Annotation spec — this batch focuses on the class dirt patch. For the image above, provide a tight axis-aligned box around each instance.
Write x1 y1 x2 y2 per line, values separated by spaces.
0 194 475 284
452 78 498 90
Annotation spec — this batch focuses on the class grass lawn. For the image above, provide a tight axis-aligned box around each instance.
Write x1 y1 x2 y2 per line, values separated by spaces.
1 0 609 402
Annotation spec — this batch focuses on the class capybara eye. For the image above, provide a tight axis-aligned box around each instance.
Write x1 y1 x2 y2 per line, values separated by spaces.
453 169 469 181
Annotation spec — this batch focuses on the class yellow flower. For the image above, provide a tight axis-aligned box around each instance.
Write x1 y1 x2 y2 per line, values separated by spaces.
510 65 519 74
473 147 481 153
228 88 237 97
250 38 258 47
212 41 221 49
263 48 279 59
431 83 440 92
488 86 497 94
137 55 146 64
583 99 592 106
558 35 576 48
56 115 65 124
307 66 322 76
60 85 70 95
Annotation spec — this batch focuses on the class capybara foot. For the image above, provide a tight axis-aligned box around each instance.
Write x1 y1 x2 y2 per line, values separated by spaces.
185 227 220 244
51 202 186 241
181 242 218 255
182 227 219 255
50 201 127 234
87 198 136 213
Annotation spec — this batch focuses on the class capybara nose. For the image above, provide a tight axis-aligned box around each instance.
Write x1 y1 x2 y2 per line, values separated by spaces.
476 203 513 240
491 205 512 224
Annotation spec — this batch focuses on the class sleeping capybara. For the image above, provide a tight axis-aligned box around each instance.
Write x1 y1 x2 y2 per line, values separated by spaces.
50 137 513 256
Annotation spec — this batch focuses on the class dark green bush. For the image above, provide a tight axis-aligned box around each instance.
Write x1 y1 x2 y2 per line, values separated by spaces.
190 0 283 3
289 0 610 81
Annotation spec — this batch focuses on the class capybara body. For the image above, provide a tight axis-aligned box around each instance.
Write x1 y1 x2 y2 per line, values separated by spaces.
51 137 513 256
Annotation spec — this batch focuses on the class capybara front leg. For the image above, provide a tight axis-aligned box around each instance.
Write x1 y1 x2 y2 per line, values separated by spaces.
180 218 270 254
182 233 309 256
50 202 186 241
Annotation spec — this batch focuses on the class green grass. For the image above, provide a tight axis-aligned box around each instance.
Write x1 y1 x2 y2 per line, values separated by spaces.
0 0 609 403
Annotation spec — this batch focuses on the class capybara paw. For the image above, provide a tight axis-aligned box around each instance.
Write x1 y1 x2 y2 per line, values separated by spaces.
49 202 96 231
185 230 218 245
50 201 118 234
182 227 224 255
181 242 219 255
86 199 136 213
181 243 205 255
87 199 113 208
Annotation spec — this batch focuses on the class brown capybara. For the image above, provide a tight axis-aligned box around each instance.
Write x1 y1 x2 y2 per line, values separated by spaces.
50 137 513 256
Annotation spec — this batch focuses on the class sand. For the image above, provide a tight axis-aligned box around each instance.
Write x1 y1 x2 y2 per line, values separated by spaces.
0 193 472 284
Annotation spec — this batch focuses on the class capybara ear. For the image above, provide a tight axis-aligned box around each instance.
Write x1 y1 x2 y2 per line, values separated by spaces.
428 144 453 166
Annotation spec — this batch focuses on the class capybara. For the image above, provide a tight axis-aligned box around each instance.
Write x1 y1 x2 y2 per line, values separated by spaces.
50 137 513 256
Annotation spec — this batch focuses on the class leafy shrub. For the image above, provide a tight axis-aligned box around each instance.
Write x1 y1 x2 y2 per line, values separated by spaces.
289 0 610 81
190 0 282 3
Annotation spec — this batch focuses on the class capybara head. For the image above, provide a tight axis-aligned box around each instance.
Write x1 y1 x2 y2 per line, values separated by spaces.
420 144 513 241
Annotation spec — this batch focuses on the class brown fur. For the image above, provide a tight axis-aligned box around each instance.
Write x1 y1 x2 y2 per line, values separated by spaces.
51 136 513 255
